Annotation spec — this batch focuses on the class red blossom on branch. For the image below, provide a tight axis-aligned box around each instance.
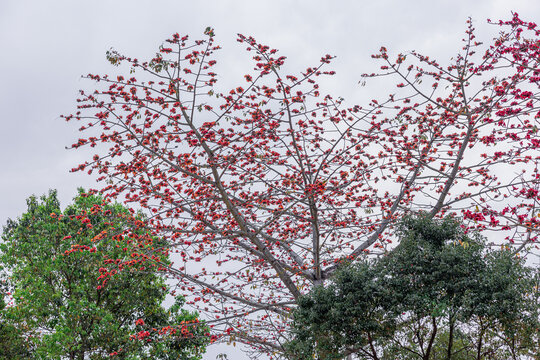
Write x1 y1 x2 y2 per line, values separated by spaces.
64 16 540 356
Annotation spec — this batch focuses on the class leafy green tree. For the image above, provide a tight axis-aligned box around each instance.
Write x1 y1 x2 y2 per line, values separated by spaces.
287 214 539 360
286 261 394 359
0 190 209 360
0 279 34 359
381 215 486 360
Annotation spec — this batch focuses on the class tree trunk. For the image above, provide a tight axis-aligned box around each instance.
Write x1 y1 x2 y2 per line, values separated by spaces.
446 316 455 360
424 316 438 360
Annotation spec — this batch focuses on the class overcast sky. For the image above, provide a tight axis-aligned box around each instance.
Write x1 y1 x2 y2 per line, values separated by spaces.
1 1 540 358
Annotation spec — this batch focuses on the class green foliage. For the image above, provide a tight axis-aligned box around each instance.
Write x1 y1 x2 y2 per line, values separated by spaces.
386 215 485 319
0 279 33 359
287 214 540 360
0 190 209 360
287 261 393 359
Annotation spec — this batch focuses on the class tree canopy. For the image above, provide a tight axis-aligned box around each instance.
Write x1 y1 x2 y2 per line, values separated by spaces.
63 13 540 356
287 215 540 360
0 190 209 359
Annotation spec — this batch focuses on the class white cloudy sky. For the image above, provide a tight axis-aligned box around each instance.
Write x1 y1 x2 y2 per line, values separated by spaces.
1 0 539 358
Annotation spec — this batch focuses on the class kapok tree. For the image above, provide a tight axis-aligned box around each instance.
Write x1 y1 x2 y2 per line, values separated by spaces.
64 14 540 357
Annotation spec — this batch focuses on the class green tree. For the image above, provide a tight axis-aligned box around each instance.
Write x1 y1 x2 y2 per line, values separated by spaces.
0 278 34 359
287 215 539 360
0 190 209 360
381 215 486 360
286 260 394 359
